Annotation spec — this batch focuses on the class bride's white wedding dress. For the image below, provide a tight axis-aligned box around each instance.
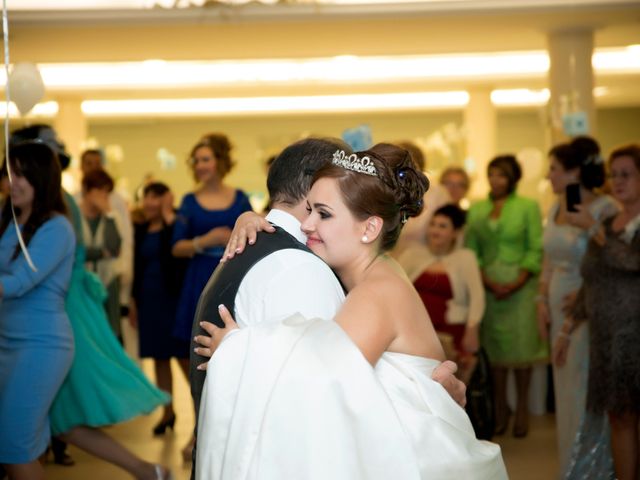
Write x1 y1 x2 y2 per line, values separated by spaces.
196 315 507 480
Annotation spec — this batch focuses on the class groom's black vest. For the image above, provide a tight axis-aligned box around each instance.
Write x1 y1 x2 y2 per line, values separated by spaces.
189 226 313 477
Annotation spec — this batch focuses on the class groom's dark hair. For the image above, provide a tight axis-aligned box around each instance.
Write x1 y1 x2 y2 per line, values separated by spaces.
267 137 352 206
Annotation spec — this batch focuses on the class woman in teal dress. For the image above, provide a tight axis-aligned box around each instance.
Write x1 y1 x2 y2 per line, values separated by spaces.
48 189 172 479
465 155 547 438
0 142 75 480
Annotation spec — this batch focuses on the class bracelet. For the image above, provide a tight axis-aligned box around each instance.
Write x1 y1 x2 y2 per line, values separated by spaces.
587 221 601 238
535 294 548 304
193 236 204 254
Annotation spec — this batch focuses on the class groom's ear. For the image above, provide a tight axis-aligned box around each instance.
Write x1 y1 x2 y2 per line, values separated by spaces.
364 216 384 242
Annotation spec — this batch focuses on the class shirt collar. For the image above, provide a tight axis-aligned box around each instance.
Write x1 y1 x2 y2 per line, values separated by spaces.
265 209 307 245
487 191 516 202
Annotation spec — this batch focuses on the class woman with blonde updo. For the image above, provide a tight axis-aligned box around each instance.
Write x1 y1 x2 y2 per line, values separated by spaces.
196 143 507 480
171 133 252 460
172 133 252 345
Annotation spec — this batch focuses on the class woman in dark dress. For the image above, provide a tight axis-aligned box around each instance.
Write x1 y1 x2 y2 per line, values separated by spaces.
566 144 640 480
171 133 252 346
130 182 188 436
171 133 252 461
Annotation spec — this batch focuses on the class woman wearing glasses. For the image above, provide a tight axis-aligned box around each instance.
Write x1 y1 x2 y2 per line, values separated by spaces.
564 144 640 480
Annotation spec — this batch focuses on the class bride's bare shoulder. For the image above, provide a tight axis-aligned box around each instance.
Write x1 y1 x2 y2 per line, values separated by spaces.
355 260 416 306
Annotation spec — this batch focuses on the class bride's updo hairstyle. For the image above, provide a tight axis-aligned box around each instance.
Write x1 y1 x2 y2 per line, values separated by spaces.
312 142 429 252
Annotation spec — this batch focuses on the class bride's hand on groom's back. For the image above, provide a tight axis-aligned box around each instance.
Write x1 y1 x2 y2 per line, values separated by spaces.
431 360 467 407
222 212 275 262
194 305 240 370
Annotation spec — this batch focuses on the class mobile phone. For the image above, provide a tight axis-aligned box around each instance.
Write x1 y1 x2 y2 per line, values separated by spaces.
566 183 581 212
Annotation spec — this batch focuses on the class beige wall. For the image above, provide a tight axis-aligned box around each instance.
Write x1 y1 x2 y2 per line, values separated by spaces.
83 107 639 203
86 110 464 201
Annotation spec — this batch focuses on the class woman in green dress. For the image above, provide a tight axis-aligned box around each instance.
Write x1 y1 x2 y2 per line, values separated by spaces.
465 155 547 438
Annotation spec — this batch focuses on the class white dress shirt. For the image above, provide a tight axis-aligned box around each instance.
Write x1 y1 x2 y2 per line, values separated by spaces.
109 191 133 305
234 209 346 328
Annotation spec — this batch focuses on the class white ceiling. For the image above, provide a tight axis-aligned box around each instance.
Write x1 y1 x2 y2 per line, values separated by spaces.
4 0 640 114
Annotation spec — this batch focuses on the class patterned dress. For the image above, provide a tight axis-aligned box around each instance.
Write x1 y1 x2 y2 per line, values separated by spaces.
573 215 640 415
563 212 640 479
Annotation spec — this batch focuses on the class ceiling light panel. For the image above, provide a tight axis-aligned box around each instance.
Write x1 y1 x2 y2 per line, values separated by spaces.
1 48 637 92
81 91 470 116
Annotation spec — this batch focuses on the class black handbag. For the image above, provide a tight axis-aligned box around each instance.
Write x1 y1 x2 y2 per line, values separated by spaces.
465 348 495 440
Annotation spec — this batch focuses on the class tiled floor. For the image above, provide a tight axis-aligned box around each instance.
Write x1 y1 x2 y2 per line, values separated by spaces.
44 359 559 480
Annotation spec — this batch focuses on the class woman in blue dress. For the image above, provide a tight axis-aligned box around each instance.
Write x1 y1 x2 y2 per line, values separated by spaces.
0 142 75 480
7 124 172 480
172 133 252 344
171 133 252 459
131 182 188 436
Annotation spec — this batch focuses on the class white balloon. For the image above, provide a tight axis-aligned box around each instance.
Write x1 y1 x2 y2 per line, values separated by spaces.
8 63 45 116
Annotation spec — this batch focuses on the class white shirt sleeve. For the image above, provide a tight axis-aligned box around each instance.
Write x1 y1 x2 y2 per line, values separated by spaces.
109 192 134 304
235 249 345 328
458 249 485 327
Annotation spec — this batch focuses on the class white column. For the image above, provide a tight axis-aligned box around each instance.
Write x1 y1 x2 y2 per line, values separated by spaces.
54 98 87 164
464 87 496 199
547 28 596 143
54 98 87 193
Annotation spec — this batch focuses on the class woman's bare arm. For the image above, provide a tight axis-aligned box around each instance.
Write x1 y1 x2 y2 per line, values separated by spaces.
334 286 397 366
222 211 275 261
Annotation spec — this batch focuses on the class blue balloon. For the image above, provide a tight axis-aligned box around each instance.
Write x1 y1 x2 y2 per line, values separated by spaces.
342 124 373 152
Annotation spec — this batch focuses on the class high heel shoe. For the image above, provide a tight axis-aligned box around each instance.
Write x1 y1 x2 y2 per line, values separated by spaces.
181 436 195 463
512 407 529 438
153 465 173 480
49 437 75 466
152 414 176 436
494 407 512 436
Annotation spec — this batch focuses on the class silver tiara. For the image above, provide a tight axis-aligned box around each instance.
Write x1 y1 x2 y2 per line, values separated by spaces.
332 150 378 177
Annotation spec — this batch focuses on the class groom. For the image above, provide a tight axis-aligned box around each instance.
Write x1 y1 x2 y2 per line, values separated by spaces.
189 137 466 477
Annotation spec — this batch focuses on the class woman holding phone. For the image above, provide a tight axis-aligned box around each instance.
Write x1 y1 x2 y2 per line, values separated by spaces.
537 137 617 477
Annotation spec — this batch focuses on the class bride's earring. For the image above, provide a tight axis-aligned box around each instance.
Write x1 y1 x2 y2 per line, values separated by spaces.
362 235 368 243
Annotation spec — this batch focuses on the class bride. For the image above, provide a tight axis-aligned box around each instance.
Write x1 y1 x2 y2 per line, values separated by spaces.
196 143 507 479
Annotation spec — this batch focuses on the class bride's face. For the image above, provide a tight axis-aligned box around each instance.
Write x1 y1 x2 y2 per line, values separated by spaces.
301 177 367 269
